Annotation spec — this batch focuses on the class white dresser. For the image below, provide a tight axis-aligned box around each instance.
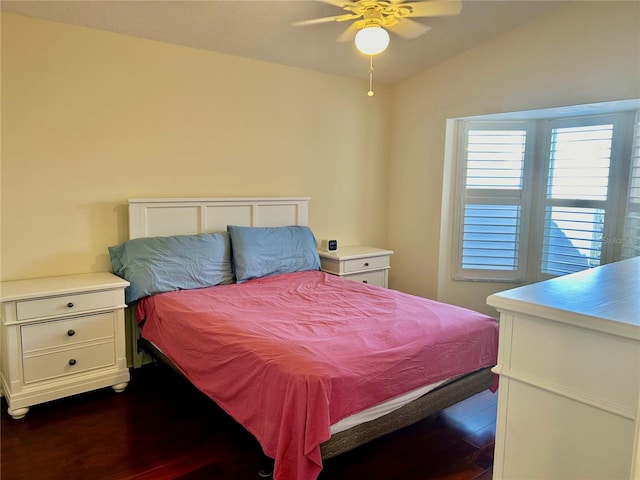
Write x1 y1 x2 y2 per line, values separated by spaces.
318 246 393 288
487 257 640 480
1 272 130 419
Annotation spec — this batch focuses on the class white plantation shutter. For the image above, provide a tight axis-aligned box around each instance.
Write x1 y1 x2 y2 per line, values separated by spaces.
461 204 520 271
456 122 531 280
453 108 638 283
540 119 614 275
622 111 640 259
541 206 605 275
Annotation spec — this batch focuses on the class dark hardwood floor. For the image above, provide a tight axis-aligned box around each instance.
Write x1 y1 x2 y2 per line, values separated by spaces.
1 365 497 480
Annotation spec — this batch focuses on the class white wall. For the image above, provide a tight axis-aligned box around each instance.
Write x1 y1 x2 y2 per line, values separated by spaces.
0 14 392 281
388 1 640 315
3 3 639 313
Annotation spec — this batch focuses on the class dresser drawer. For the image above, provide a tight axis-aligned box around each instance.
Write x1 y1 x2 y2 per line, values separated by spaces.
343 255 390 274
21 312 115 353
23 342 116 384
16 290 122 321
344 270 387 287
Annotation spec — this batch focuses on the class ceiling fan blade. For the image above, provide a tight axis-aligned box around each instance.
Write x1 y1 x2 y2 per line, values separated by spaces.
336 22 360 42
388 18 431 39
291 16 343 26
402 1 463 18
292 12 360 27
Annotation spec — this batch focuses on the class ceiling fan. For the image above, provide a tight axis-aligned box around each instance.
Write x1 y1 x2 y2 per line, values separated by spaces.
293 0 462 95
293 0 463 55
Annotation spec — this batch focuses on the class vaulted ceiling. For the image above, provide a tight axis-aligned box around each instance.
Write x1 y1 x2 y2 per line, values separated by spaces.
2 0 564 84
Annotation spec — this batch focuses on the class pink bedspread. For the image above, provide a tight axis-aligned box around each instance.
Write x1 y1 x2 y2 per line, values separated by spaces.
137 271 498 480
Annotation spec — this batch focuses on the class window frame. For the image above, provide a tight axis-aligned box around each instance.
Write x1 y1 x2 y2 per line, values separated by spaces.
532 114 627 281
452 110 637 283
452 120 536 282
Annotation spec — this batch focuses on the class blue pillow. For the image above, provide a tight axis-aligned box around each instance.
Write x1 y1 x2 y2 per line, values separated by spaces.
227 225 320 283
108 232 234 303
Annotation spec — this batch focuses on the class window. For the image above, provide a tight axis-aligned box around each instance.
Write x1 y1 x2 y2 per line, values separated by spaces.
457 122 532 281
622 111 640 259
541 119 613 276
454 107 638 282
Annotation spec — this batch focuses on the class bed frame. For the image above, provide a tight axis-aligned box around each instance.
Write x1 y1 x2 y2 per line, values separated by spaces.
126 197 494 465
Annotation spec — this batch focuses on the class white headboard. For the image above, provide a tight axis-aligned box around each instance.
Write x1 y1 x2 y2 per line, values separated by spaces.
128 197 310 239
125 196 310 368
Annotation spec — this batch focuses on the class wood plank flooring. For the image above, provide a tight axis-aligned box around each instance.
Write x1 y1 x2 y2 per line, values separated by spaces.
1 365 496 479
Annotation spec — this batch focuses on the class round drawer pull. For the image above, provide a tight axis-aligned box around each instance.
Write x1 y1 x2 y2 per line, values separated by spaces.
67 329 75 337
67 302 74 309
68 359 77 366
363 262 370 267
362 280 369 284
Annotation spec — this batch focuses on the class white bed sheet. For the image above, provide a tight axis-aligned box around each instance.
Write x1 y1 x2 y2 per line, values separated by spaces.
329 378 448 434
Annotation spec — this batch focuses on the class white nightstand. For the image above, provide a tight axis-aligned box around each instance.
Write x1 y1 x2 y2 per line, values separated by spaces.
0 272 130 419
318 246 394 288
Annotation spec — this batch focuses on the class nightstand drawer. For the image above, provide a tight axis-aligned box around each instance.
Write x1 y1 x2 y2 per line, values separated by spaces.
22 313 115 353
23 342 116 384
319 246 393 289
343 255 390 274
345 270 387 287
16 290 121 321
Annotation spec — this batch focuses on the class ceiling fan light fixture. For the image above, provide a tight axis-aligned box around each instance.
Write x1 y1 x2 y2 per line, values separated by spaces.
354 25 390 55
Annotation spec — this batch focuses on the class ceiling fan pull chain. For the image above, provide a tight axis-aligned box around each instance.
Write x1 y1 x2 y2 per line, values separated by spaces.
367 55 375 97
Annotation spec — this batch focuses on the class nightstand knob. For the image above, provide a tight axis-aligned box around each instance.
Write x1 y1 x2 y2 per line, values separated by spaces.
67 329 75 337
362 280 369 284
67 302 74 308
68 359 77 366
364 262 370 267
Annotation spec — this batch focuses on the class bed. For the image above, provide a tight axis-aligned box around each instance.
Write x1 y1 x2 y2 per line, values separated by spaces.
110 197 498 480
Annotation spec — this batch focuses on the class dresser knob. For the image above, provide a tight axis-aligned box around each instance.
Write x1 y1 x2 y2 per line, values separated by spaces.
362 280 369 284
364 262 370 267
68 359 77 366
67 329 75 337
67 302 74 309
